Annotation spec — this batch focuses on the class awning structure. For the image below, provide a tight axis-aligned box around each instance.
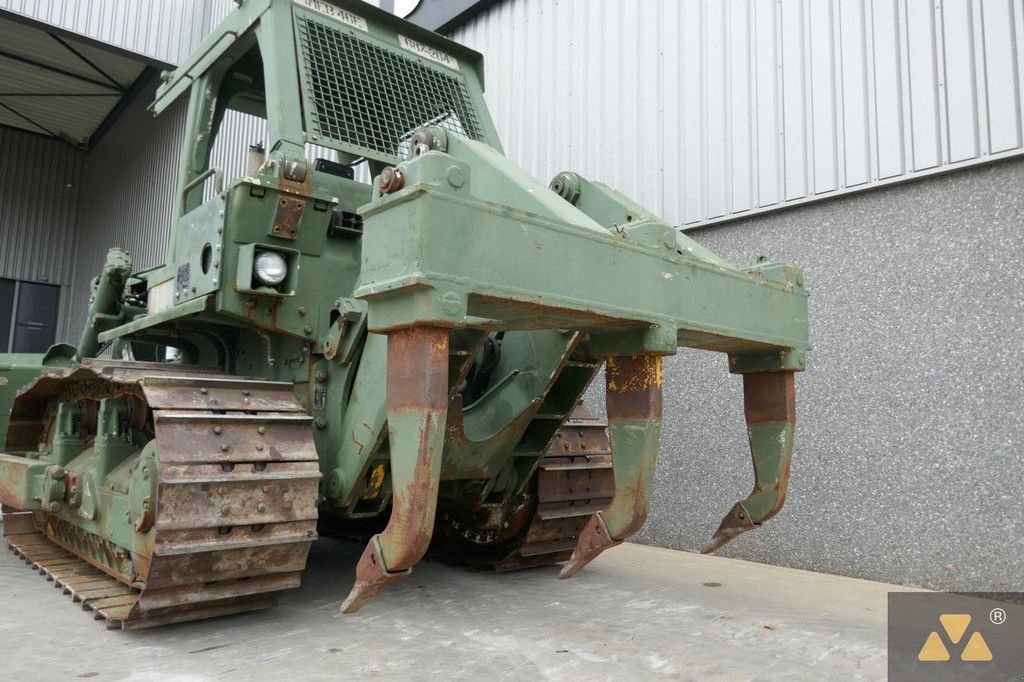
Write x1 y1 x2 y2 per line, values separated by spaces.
0 12 159 150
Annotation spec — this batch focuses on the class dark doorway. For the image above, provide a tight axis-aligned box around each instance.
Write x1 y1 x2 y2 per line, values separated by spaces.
0 278 61 353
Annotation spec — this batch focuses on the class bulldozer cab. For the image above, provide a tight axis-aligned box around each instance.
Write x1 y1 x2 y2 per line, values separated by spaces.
151 0 501 223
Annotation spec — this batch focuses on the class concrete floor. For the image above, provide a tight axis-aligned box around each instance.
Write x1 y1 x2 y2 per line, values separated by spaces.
0 532 903 680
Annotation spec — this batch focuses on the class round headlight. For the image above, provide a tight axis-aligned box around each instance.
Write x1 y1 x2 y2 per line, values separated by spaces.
254 250 287 286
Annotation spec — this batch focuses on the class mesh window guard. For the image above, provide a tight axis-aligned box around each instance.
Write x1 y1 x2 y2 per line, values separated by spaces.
295 14 485 161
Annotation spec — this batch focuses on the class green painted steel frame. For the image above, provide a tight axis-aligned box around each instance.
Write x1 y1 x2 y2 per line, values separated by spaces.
355 136 810 370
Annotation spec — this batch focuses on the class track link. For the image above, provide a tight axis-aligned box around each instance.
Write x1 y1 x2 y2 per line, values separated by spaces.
493 410 614 570
433 407 614 571
2 362 320 629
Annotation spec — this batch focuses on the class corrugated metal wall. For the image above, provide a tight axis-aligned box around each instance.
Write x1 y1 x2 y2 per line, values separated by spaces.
0 129 81 285
66 83 186 336
0 128 82 340
0 0 213 65
452 0 1024 228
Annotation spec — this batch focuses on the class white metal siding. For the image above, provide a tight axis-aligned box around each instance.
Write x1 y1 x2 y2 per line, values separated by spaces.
0 0 212 65
452 0 1024 228
66 85 186 338
0 127 82 340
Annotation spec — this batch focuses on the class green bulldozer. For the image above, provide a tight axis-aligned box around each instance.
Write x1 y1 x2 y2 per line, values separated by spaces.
0 0 808 628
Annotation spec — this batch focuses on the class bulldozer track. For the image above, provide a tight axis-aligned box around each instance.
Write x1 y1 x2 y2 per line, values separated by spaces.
493 410 614 570
1 362 320 629
433 407 614 571
2 362 612 626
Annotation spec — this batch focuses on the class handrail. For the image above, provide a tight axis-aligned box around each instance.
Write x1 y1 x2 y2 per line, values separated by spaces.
180 167 223 214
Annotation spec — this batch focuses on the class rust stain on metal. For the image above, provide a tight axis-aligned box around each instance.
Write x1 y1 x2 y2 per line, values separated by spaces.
385 327 450 411
701 503 757 554
270 195 305 240
260 297 284 331
743 371 796 424
340 537 408 614
606 354 663 393
606 356 663 533
340 326 449 613
378 166 405 194
2 362 320 628
270 162 313 241
561 354 663 578
443 394 468 448
605 353 664 420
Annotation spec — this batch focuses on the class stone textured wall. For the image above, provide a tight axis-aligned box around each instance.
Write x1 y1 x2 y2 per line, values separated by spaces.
599 158 1023 591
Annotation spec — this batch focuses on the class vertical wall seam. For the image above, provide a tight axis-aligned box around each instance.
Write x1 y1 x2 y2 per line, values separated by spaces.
972 0 989 156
